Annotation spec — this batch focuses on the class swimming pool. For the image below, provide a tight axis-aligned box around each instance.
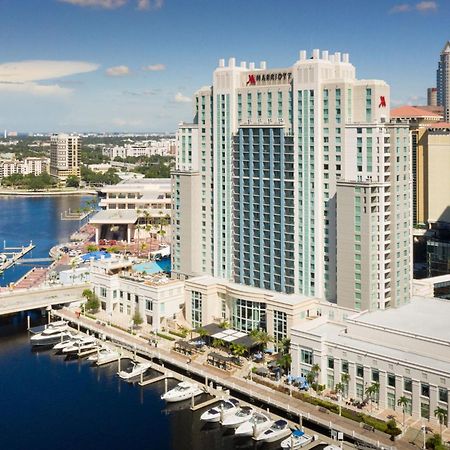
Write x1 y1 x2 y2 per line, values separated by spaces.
133 258 171 274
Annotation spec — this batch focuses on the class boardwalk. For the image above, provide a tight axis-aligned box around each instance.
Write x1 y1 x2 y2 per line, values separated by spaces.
53 308 422 450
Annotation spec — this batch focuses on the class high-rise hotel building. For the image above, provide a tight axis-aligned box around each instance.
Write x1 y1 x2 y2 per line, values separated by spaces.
50 133 81 181
172 49 411 312
437 41 450 122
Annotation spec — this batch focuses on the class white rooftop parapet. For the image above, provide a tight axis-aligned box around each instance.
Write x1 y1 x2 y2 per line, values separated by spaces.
240 61 247 69
312 48 320 59
219 59 225 68
249 62 255 70
342 53 350 63
299 50 307 61
329 54 335 63
322 50 329 61
334 52 341 63
228 57 236 68
260 61 267 70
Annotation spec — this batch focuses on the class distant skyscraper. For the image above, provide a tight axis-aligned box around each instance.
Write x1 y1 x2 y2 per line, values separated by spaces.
437 41 450 121
50 133 81 181
427 87 437 107
173 49 412 311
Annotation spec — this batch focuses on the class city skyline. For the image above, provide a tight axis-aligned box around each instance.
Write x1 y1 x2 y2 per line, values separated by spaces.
0 0 448 132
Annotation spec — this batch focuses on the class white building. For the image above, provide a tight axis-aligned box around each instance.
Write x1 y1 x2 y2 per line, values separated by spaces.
173 49 411 311
90 178 171 243
0 157 49 178
102 139 176 160
90 258 184 331
50 133 81 181
290 297 449 425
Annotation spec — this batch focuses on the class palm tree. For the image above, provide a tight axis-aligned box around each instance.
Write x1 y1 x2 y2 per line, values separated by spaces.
250 329 273 351
279 337 291 355
212 338 225 349
341 373 350 398
277 353 292 372
397 396 409 431
365 382 380 412
230 343 247 364
335 382 345 416
434 406 448 438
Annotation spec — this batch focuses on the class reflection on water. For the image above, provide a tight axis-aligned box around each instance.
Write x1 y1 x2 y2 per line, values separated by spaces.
0 195 92 286
0 314 246 450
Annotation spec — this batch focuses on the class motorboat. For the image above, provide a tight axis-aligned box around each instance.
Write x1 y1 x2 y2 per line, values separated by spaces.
200 399 240 423
234 411 273 437
30 322 71 347
281 430 316 449
221 406 254 428
160 381 204 403
62 336 97 354
53 334 84 350
88 347 120 364
253 419 291 443
118 361 151 380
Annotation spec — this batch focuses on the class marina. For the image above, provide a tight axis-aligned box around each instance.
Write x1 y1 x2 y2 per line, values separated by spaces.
0 241 35 273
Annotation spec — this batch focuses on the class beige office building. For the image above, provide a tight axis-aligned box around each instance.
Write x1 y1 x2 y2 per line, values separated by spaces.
391 106 450 225
50 133 81 181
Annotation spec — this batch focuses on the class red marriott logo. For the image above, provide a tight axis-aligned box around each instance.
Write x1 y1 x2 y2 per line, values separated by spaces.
246 74 256 86
379 96 387 108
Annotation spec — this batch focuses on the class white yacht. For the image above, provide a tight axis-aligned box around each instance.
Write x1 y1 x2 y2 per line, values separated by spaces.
253 419 291 443
221 406 254 428
234 411 273 437
281 430 316 449
160 381 203 403
30 322 71 347
118 361 151 380
200 399 240 423
53 334 84 351
88 347 120 364
62 336 97 354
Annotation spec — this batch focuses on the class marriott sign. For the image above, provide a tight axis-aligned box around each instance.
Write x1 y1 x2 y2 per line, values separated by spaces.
245 71 292 86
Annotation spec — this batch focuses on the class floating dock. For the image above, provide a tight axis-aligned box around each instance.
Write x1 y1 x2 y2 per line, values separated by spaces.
0 241 35 272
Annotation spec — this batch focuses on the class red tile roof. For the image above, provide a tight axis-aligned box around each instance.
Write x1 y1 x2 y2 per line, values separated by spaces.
390 105 442 119
426 122 450 129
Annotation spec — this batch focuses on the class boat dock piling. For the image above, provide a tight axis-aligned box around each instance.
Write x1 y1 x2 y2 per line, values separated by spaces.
0 241 35 272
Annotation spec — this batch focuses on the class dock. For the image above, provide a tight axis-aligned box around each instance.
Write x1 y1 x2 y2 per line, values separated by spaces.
0 241 35 272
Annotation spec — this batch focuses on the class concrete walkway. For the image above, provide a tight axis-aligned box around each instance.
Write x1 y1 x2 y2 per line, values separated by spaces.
54 307 433 450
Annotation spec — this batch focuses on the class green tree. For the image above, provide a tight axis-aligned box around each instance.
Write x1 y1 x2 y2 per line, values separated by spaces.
82 289 99 313
434 406 448 439
277 353 292 372
335 382 345 416
230 343 247 362
365 382 380 412
279 337 291 355
250 329 273 350
397 396 409 431
212 338 225 349
340 372 350 398
86 244 98 252
132 310 143 327
66 175 80 188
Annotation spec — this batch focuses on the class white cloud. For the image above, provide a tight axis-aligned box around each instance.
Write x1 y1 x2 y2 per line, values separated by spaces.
105 65 130 77
123 89 157 96
0 60 99 83
389 3 411 13
59 0 127 8
59 0 163 10
112 117 143 127
0 82 71 96
416 1 438 11
389 1 438 13
143 63 166 72
174 92 191 103
0 60 98 96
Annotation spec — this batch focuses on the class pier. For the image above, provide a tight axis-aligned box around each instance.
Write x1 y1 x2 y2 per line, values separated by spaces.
52 308 402 450
0 241 35 272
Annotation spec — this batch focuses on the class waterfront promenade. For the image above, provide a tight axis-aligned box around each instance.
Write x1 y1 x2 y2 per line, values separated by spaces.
53 307 424 450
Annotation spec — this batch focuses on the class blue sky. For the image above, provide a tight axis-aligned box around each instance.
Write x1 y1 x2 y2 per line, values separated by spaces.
0 0 448 132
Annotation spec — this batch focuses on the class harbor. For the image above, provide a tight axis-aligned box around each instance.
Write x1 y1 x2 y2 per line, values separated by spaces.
0 241 35 273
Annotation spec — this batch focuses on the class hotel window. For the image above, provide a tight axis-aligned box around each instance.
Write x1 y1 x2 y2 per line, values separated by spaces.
341 360 349 374
439 388 448 403
387 373 396 388
145 299 153 311
232 299 266 332
100 287 107 298
328 357 334 369
372 369 379 382
273 310 287 344
404 378 412 392
356 364 364 378
356 383 364 400
301 349 313 365
421 402 430 419
191 291 203 329
387 392 396 410
421 383 430 398
327 374 334 389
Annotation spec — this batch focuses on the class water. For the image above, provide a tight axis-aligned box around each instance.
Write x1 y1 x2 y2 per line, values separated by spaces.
133 257 172 274
0 314 250 450
0 196 91 286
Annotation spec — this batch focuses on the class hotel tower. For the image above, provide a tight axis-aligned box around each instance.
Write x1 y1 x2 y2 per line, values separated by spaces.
172 49 411 312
